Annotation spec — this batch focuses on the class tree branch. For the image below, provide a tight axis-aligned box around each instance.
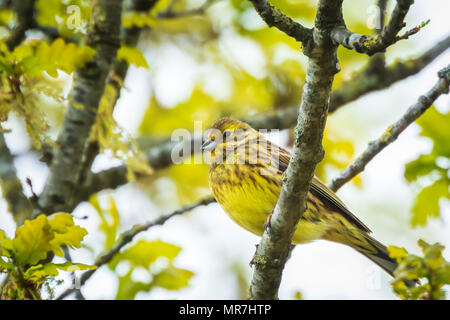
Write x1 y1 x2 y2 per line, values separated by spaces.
157 0 214 19
69 34 450 210
38 0 123 214
249 0 343 300
363 0 388 75
247 33 450 119
329 64 450 192
249 0 313 43
331 0 415 55
329 33 450 113
0 133 33 225
76 0 159 195
55 196 215 300
376 0 388 35
6 0 35 50
113 0 158 85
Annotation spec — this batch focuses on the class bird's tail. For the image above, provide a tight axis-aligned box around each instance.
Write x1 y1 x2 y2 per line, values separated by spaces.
357 233 417 288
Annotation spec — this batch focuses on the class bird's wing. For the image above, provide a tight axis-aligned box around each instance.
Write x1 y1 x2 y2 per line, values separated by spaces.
275 143 372 233
309 177 371 233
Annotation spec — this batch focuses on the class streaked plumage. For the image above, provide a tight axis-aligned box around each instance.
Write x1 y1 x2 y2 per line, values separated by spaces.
204 117 412 284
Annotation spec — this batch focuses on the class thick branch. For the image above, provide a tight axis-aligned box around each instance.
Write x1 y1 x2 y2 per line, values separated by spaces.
329 64 450 192
77 0 158 190
55 196 215 300
249 0 342 300
331 0 415 55
38 0 123 214
249 0 312 43
0 133 33 224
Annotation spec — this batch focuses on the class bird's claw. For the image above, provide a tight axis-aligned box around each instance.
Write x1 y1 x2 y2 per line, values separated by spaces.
264 211 273 230
249 244 259 267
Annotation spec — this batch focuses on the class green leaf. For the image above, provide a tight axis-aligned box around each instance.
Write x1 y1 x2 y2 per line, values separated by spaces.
417 107 450 158
404 154 439 183
122 12 157 28
153 266 194 290
115 270 151 300
11 215 53 266
293 291 303 300
404 107 450 227
24 262 96 284
93 84 153 181
0 55 14 75
316 124 360 187
420 240 446 268
47 213 88 257
390 240 450 300
0 9 13 25
90 195 120 250
0 257 14 272
117 45 149 69
3 214 88 266
13 39 96 78
408 283 429 300
0 229 13 258
35 0 92 37
111 239 181 269
111 239 193 298
411 178 450 227
436 265 450 285
387 245 408 263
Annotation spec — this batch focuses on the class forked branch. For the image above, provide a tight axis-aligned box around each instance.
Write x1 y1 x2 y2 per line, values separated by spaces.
329 64 450 192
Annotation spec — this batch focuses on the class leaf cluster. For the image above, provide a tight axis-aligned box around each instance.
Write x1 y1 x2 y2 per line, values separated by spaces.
388 240 450 300
90 196 194 300
0 38 95 148
0 213 95 299
404 107 450 226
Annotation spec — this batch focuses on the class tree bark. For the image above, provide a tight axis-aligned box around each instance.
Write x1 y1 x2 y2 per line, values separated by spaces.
38 0 123 214
249 0 343 300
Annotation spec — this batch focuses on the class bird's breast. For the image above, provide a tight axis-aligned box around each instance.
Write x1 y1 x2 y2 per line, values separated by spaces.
209 163 281 236
209 163 333 244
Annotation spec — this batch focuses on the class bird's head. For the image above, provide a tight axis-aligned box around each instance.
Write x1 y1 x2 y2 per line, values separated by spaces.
202 117 260 164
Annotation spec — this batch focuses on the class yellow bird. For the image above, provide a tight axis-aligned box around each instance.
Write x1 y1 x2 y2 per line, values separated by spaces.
203 117 412 285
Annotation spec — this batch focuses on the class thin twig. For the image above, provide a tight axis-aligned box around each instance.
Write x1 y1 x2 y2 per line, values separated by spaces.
329 64 450 192
248 0 312 43
331 0 416 55
55 196 215 300
157 0 214 19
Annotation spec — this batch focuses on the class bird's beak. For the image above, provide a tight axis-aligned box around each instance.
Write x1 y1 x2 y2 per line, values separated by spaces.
202 138 218 151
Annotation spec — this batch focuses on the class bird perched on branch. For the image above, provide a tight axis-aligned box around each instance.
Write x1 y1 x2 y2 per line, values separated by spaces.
203 117 415 286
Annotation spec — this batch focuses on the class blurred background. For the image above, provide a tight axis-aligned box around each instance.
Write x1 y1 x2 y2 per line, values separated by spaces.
0 0 449 299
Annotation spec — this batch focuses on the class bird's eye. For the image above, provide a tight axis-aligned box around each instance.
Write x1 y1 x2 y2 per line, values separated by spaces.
223 130 232 139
